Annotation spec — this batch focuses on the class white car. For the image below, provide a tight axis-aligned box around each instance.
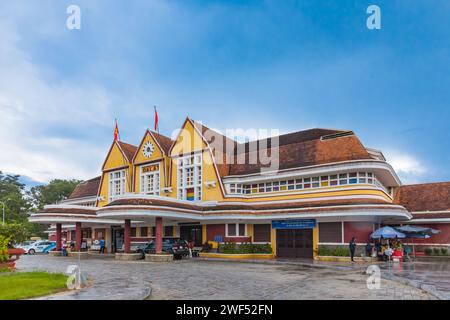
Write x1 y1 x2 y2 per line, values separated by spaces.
15 240 37 250
22 240 57 255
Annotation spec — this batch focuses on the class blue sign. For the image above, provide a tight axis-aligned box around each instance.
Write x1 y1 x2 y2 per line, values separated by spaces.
214 235 223 243
272 219 316 229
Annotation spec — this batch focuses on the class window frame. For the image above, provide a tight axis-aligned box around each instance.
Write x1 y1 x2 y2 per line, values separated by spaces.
177 153 202 201
225 223 247 237
140 164 161 195
108 170 126 202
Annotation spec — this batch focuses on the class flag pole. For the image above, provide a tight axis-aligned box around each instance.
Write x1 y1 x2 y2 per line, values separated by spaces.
154 105 159 134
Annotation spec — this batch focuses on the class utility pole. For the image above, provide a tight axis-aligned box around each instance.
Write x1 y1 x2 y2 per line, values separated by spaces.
0 201 5 225
0 199 11 224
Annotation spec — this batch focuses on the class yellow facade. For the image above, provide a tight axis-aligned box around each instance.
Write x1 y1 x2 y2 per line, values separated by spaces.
133 130 168 195
97 117 393 207
89 117 398 259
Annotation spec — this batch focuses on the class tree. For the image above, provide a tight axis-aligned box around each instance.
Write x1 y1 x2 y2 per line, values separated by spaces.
0 172 30 224
28 179 81 210
1 172 81 240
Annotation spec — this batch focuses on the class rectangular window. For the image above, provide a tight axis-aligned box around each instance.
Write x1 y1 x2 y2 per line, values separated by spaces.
109 170 126 202
164 226 174 237
130 228 137 237
226 223 247 237
253 224 271 242
140 164 160 195
140 227 148 237
319 222 342 243
177 153 202 201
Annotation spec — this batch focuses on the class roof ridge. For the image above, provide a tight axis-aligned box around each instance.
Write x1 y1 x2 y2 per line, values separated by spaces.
400 181 450 187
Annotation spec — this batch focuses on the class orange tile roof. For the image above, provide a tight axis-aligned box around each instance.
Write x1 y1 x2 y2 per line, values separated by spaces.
117 141 138 162
394 182 450 212
68 176 101 199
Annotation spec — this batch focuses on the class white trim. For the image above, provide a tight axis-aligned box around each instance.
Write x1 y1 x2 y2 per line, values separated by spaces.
108 169 126 202
60 196 98 205
222 185 392 200
106 192 391 207
411 210 450 214
409 218 450 223
225 223 247 237
97 207 411 221
29 217 124 224
223 160 402 186
44 204 97 211
140 163 161 196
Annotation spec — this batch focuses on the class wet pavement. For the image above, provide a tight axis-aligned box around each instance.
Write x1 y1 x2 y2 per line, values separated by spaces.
15 255 435 300
379 259 450 300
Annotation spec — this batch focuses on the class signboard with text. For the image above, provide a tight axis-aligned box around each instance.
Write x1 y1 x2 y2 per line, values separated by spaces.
271 219 316 229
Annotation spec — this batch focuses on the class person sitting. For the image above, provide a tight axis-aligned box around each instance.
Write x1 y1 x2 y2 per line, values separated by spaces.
365 242 373 257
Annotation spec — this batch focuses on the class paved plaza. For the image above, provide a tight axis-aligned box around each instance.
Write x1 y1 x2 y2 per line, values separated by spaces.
14 255 438 300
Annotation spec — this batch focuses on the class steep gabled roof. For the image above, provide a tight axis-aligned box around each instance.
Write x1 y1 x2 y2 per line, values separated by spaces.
394 182 450 212
68 176 101 199
150 131 174 155
228 129 371 176
117 141 138 162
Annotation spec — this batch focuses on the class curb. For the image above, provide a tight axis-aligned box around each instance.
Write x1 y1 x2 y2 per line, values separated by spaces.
142 287 152 300
381 273 447 300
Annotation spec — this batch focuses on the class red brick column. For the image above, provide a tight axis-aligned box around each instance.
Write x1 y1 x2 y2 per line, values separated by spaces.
75 222 82 252
56 223 62 251
155 217 163 254
124 219 131 253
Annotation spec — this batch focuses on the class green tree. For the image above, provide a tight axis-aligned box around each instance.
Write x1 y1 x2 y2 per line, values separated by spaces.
0 172 30 224
28 179 81 210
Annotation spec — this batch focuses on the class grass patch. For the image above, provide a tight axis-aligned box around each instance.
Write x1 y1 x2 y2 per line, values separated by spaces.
0 271 67 300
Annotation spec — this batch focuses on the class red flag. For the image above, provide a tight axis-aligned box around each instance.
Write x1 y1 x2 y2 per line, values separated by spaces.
154 106 159 132
114 119 119 141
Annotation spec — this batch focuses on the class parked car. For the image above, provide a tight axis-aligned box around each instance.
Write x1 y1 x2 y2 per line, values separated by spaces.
15 240 37 250
22 240 57 255
135 238 189 259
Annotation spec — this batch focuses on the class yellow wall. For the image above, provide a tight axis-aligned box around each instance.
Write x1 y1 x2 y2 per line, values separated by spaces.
170 119 206 156
98 142 133 207
96 118 393 209
312 226 319 258
271 228 277 255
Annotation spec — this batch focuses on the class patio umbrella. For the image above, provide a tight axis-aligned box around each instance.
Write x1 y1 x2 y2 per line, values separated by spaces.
371 226 406 239
395 225 440 258
395 225 440 235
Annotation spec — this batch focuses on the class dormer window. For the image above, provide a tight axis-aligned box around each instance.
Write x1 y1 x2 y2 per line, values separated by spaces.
177 153 202 201
109 170 125 202
140 164 160 195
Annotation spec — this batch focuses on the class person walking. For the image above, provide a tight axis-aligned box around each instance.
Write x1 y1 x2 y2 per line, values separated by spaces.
99 237 105 254
349 237 357 262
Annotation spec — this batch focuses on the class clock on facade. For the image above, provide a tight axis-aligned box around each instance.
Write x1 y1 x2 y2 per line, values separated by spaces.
142 141 155 158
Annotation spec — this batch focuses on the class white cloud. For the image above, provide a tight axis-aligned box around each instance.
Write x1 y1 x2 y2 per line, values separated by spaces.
0 19 113 183
384 151 427 184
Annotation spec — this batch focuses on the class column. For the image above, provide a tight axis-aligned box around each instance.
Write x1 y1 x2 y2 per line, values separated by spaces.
75 222 82 252
155 217 163 254
124 219 131 253
56 223 62 251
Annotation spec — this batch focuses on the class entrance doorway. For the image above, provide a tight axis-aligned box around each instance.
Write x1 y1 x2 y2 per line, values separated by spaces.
180 224 203 247
111 227 124 253
276 229 313 259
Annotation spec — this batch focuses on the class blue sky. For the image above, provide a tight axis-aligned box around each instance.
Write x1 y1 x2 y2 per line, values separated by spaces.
0 0 449 185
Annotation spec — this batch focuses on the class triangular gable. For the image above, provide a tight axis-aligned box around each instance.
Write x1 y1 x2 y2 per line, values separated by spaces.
132 130 165 164
169 117 208 156
169 117 227 198
102 141 132 171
